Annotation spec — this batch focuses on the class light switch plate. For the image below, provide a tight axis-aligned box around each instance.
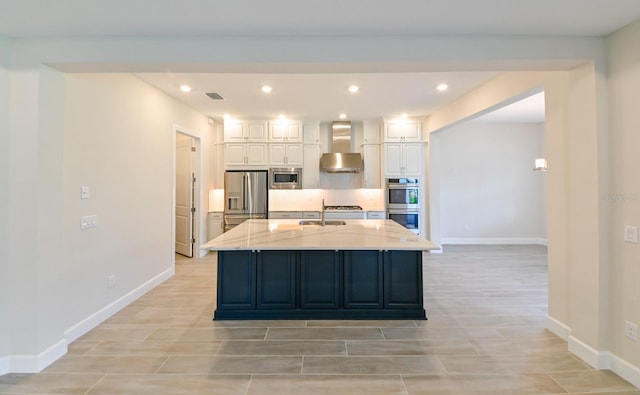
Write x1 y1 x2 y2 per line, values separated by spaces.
624 225 638 243
81 186 90 199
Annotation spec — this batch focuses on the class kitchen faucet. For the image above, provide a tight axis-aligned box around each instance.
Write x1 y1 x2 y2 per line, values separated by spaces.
321 198 326 226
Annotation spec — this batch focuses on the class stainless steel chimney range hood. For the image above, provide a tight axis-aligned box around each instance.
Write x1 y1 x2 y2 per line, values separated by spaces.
319 121 364 173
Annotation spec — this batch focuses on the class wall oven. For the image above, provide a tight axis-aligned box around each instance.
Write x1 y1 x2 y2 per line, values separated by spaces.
269 167 302 189
386 178 420 235
385 178 419 210
387 210 420 234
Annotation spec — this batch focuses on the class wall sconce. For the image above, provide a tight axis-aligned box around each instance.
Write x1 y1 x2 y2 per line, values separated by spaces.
534 158 548 171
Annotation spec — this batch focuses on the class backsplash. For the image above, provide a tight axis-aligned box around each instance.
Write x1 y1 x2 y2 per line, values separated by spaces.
268 189 384 211
209 188 384 212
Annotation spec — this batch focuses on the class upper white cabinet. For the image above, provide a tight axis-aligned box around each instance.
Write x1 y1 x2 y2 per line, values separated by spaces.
302 144 321 189
362 144 381 188
268 143 303 166
363 120 381 144
225 143 268 167
383 119 422 142
269 121 302 142
224 120 267 142
384 142 422 176
303 122 321 144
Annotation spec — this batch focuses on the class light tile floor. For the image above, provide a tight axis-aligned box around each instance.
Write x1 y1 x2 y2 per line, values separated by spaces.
1 245 639 394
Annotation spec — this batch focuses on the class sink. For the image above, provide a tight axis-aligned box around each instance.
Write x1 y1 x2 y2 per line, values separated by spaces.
298 220 347 226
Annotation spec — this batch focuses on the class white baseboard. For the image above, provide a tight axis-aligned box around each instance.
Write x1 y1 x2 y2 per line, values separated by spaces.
6 339 67 373
546 315 571 340
440 237 548 245
0 356 8 375
0 267 175 374
608 351 640 389
65 266 174 343
568 335 610 369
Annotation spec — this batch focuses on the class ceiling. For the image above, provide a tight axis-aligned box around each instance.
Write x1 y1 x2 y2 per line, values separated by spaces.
2 0 640 37
2 0 637 122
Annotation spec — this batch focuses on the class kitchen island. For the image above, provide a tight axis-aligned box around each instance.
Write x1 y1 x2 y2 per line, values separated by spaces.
201 219 439 320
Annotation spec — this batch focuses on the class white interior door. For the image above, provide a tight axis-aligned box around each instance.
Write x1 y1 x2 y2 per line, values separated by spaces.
175 134 195 257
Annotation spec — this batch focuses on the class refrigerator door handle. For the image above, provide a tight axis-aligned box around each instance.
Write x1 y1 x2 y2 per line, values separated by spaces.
242 174 248 211
246 172 253 214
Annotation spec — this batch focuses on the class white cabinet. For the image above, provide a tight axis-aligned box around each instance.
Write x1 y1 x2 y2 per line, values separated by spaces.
225 143 268 167
269 143 303 166
383 120 422 142
214 144 225 188
269 211 303 219
269 122 302 142
302 145 321 189
384 142 422 176
207 212 224 241
363 120 380 144
303 122 321 144
224 120 267 142
367 211 385 219
362 144 381 188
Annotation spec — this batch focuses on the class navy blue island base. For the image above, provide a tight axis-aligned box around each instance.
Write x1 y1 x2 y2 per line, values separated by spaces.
214 249 426 320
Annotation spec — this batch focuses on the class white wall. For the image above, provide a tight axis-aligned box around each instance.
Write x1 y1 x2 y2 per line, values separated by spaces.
0 56 10 369
437 122 546 244
607 18 640 371
62 73 213 338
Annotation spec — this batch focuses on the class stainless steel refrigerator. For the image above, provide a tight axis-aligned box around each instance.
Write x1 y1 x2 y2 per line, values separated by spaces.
223 170 268 232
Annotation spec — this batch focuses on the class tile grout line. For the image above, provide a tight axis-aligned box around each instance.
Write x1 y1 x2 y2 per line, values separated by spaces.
399 374 410 395
153 355 171 374
83 373 107 395
244 374 253 395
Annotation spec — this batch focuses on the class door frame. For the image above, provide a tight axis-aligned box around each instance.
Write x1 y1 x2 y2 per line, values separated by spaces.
172 125 204 261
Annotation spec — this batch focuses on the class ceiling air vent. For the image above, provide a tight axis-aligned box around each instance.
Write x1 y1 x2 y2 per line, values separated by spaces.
205 92 224 100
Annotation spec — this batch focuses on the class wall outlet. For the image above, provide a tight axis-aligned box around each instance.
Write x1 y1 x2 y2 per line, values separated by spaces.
624 225 638 243
80 214 97 230
107 275 116 289
624 320 639 342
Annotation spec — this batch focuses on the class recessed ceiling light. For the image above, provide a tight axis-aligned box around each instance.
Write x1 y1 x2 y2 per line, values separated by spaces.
436 83 449 92
180 85 192 93
339 113 347 119
348 85 359 93
262 85 273 93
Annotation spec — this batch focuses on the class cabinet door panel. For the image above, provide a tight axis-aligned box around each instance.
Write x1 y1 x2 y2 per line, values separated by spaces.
384 143 403 175
303 145 320 188
257 251 296 309
246 144 267 165
403 143 422 175
300 251 341 309
268 143 287 165
225 144 246 166
344 251 383 308
383 250 423 309
247 123 266 141
217 251 256 310
286 144 303 166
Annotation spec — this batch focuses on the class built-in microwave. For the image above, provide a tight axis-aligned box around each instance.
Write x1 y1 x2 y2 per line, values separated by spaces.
385 178 419 210
269 167 302 189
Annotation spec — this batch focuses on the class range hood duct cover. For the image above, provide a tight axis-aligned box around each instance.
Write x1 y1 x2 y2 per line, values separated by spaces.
320 121 364 173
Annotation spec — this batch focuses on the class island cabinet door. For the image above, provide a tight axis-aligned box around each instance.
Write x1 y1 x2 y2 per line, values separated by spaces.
217 251 256 310
256 250 297 310
343 251 383 309
383 251 423 309
299 251 341 309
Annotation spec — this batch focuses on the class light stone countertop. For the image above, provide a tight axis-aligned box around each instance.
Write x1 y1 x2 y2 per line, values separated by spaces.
201 219 439 251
